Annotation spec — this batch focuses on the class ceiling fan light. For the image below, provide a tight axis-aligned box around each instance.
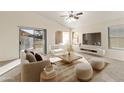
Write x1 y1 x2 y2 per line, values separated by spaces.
76 12 83 15
70 17 76 21
65 18 72 23
66 18 75 23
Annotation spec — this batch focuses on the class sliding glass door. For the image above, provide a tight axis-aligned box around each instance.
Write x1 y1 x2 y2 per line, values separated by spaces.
33 29 47 54
19 27 47 58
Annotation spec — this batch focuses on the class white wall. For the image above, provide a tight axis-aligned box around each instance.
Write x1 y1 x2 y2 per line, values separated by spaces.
73 17 124 61
0 12 70 61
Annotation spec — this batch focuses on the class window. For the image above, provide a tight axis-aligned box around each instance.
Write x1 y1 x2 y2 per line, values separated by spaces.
72 32 79 45
108 25 124 50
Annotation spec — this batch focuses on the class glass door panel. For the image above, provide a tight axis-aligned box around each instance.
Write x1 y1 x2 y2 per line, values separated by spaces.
19 27 47 58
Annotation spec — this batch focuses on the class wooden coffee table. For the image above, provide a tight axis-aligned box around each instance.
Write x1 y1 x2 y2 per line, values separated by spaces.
58 53 82 63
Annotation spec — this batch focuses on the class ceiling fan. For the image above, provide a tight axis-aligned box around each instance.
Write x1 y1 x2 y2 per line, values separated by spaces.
61 11 83 21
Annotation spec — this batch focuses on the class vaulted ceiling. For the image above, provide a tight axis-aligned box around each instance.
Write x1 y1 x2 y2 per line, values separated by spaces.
34 11 124 29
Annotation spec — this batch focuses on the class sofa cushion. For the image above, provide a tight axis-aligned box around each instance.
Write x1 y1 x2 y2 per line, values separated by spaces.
35 53 43 61
26 53 37 62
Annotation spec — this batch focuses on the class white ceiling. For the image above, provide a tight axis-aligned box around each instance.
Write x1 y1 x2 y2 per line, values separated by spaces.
34 11 124 29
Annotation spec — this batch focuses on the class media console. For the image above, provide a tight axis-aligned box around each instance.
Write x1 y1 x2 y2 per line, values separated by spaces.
80 46 106 56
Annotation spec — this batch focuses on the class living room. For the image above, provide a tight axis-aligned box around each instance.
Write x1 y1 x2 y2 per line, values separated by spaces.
1 0 124 93
0 11 124 82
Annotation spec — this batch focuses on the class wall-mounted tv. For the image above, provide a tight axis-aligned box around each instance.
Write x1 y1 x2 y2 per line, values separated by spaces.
82 32 101 46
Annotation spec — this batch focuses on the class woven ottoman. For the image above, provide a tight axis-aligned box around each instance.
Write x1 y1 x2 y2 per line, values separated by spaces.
75 62 93 81
90 58 105 70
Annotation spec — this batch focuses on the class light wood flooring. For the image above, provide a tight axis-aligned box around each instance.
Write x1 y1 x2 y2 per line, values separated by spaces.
0 52 124 82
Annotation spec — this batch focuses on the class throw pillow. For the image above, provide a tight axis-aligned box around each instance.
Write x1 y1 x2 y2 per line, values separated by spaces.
26 52 37 62
35 53 43 61
30 51 34 55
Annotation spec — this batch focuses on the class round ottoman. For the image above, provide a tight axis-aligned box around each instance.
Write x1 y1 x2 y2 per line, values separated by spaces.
75 62 93 81
90 58 105 70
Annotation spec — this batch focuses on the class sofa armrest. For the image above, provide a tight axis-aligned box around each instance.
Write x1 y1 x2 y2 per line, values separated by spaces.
21 61 49 82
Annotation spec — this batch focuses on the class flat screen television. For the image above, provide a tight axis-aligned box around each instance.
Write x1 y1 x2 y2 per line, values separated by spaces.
83 32 101 46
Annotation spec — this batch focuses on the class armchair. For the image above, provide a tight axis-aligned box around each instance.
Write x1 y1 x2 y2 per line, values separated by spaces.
21 60 49 82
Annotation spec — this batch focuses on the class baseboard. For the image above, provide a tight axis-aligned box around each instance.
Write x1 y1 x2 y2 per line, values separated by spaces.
0 59 21 76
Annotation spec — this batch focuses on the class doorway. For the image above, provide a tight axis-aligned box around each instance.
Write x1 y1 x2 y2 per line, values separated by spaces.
19 27 47 58
55 31 70 45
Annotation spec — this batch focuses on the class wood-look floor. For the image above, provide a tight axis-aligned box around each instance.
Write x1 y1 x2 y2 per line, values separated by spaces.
40 60 81 82
0 52 124 82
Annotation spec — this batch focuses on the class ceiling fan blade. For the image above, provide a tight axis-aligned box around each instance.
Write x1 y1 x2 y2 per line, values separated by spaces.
74 16 79 19
76 12 83 16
